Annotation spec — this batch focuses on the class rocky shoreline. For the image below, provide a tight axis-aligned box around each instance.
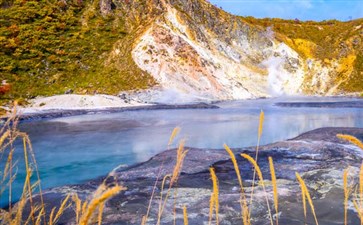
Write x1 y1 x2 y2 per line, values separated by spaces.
24 127 363 225
0 94 220 121
276 101 363 108
2 94 362 122
13 103 218 121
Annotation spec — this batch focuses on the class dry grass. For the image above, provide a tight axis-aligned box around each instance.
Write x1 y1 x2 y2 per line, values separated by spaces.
48 195 71 225
79 185 125 225
143 127 182 225
170 140 188 187
241 153 273 225
156 139 188 225
224 144 250 224
183 205 188 225
168 127 181 147
344 168 350 225
269 157 279 225
353 165 363 225
337 134 363 150
296 172 319 225
249 110 265 216
209 167 219 225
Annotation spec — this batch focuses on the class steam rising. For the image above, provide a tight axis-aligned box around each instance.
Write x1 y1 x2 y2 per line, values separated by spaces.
261 56 290 96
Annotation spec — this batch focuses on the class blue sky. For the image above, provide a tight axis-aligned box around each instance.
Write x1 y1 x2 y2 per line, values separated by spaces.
208 0 363 21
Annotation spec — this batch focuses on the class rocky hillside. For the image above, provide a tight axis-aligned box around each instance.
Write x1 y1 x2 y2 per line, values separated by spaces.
1 0 362 103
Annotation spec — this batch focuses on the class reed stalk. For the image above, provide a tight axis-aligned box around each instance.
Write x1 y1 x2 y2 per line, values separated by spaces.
79 185 124 225
249 110 265 215
343 168 349 225
143 127 181 225
224 144 250 224
337 134 363 150
183 205 188 225
296 172 319 225
156 140 188 225
269 157 278 225
209 167 219 225
241 153 273 225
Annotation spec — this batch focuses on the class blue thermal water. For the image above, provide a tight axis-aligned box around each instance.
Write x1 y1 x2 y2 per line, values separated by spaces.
1 97 363 207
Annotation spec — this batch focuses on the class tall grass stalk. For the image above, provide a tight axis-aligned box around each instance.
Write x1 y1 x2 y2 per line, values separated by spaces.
48 195 71 225
343 168 350 225
173 188 178 225
241 153 273 225
168 127 181 146
353 199 363 223
72 194 82 223
249 110 264 214
35 207 44 225
296 172 319 225
79 185 125 225
337 134 363 150
208 192 215 225
269 157 278 225
143 127 181 225
156 140 188 225
156 174 171 225
97 202 105 225
22 137 35 224
183 205 188 225
224 144 250 224
209 167 219 225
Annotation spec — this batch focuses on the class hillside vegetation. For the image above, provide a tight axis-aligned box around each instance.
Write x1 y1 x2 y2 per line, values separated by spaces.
0 0 362 104
0 0 156 103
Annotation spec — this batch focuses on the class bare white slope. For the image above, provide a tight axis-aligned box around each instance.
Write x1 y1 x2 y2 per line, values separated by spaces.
18 94 150 114
132 8 305 101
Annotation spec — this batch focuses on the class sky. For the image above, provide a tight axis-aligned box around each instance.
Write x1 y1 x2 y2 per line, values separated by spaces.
208 0 363 21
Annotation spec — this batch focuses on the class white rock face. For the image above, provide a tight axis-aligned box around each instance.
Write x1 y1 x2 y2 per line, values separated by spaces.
18 94 150 114
132 7 306 101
